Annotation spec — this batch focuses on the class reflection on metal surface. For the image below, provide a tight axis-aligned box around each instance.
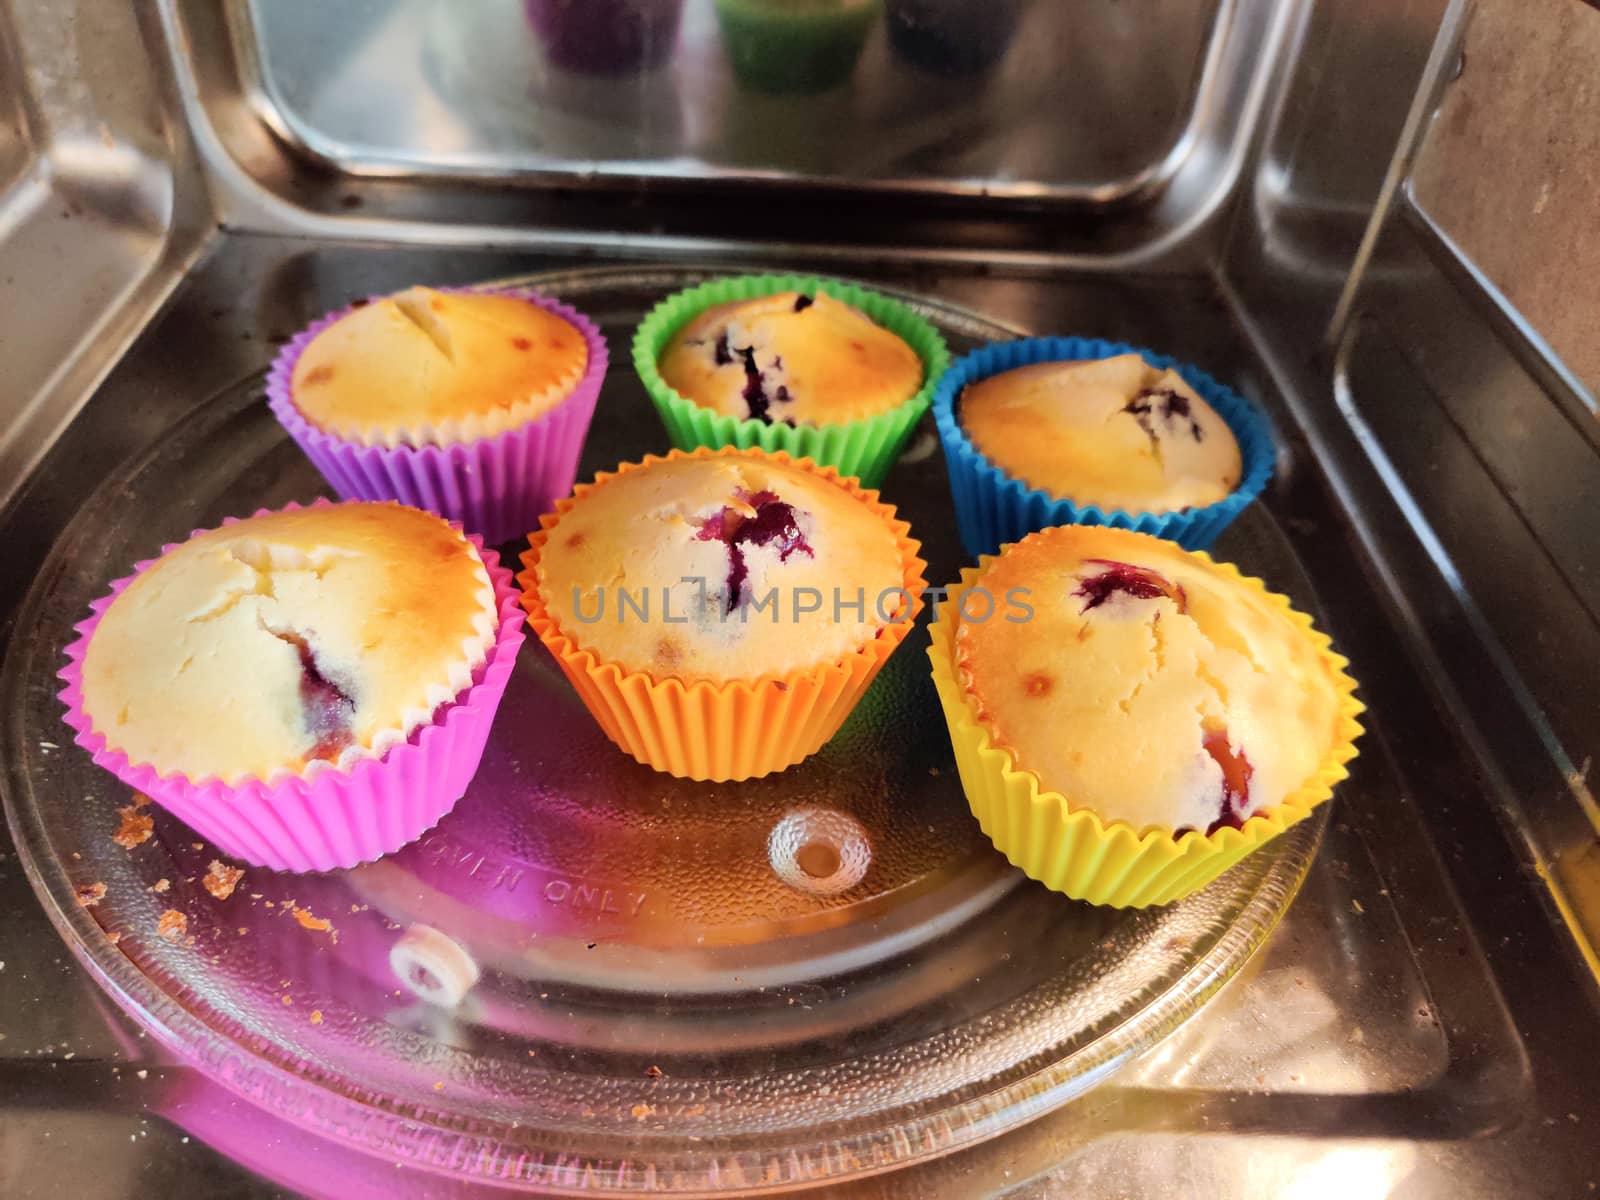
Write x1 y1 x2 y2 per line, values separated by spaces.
1335 314 1600 985
0 2 207 515
241 0 1222 199
150 0 1301 273
1221 0 1600 1035
1400 198 1600 449
1409 0 1600 399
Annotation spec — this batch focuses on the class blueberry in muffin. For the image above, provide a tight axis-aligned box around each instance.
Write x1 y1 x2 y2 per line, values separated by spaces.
658 290 924 428
78 503 499 784
958 353 1243 514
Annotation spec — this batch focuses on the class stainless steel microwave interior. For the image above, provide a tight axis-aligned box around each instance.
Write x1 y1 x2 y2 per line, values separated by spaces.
1 0 1597 1196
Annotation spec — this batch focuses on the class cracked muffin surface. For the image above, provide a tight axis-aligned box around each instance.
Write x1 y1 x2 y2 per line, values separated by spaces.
290 285 589 446
958 353 1242 513
954 526 1342 836
657 290 923 425
535 454 907 682
80 503 499 784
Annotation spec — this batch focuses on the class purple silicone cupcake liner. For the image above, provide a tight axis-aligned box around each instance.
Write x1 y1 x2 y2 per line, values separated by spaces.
267 288 609 546
57 500 528 874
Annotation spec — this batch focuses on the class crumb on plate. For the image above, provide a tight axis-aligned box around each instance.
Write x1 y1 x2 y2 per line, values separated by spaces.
290 905 333 933
202 860 244 901
112 806 154 849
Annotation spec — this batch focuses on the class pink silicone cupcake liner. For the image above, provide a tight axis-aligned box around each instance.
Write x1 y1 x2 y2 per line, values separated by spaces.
56 500 528 874
266 288 610 546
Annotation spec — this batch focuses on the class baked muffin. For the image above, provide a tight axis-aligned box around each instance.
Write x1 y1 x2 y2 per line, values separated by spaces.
933 337 1273 557
269 286 608 545
78 503 499 785
959 353 1243 514
956 525 1342 834
534 450 905 679
519 447 927 780
929 525 1361 906
288 285 590 447
658 289 923 427
635 273 950 488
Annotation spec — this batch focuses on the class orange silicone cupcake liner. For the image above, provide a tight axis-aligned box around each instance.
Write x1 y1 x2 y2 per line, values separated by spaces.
927 537 1364 908
518 446 928 782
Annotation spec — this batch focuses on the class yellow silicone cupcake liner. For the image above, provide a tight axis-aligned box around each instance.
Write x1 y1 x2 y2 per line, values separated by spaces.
927 551 1364 909
518 446 929 782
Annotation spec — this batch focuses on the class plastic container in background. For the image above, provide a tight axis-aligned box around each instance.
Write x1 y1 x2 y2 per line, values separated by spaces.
524 0 686 75
714 0 882 94
886 0 1022 76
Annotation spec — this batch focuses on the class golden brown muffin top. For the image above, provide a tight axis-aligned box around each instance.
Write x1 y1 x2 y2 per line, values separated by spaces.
536 454 908 682
291 286 588 446
959 354 1242 514
955 525 1341 835
81 503 499 784
658 290 922 426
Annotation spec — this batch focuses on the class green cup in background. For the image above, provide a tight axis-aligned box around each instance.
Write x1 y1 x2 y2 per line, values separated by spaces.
713 0 883 94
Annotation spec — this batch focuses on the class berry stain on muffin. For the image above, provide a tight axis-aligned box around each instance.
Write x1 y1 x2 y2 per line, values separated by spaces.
958 354 1243 514
740 346 791 425
533 452 908 682
1123 386 1206 455
1074 560 1188 614
659 291 922 426
700 332 795 424
264 626 358 763
1202 726 1253 835
953 526 1346 839
695 490 815 613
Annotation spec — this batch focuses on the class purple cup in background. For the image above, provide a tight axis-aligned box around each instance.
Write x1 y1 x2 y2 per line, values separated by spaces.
886 0 1023 77
525 0 686 75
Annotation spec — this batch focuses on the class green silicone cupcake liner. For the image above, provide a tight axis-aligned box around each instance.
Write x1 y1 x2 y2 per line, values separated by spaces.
632 273 951 489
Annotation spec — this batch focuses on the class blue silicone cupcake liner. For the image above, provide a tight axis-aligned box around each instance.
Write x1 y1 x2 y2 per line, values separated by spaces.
932 337 1276 558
